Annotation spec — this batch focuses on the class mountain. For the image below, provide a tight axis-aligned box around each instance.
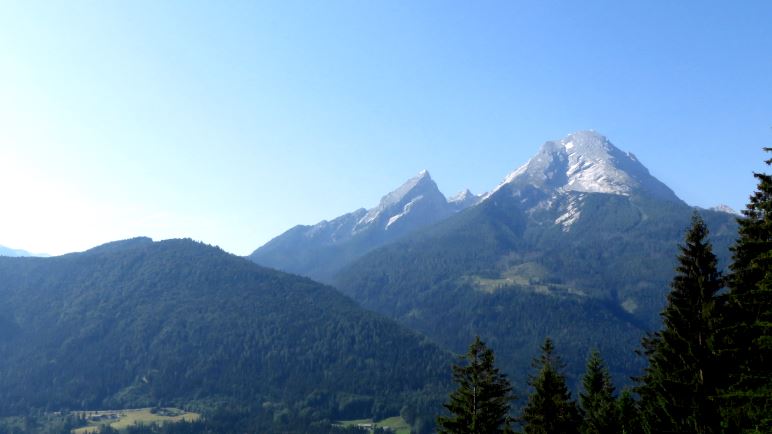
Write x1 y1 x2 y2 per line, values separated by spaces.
249 170 476 281
0 245 44 257
0 238 450 431
484 130 680 203
710 204 740 215
333 131 739 389
448 189 482 211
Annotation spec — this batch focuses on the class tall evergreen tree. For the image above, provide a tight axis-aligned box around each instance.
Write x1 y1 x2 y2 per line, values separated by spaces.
616 389 643 434
637 213 722 433
520 338 579 434
579 350 619 434
437 336 515 434
719 147 772 431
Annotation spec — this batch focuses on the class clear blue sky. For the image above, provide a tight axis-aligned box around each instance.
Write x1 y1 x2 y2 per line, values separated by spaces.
1 1 770 255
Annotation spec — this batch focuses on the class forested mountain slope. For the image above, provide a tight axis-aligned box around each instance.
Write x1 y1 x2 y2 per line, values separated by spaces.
0 238 451 430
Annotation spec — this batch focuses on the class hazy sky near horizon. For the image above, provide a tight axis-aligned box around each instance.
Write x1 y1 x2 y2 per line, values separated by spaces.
1 1 771 256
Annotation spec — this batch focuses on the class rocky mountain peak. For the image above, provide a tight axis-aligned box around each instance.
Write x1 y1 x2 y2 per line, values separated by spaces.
355 170 445 229
487 131 681 203
710 204 740 215
448 189 481 211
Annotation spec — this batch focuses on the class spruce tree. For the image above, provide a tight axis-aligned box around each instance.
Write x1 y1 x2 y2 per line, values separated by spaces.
437 336 515 434
719 147 772 431
579 350 619 434
637 213 722 433
520 338 579 434
617 389 643 434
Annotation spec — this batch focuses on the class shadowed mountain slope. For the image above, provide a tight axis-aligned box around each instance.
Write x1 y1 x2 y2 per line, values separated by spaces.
0 238 451 428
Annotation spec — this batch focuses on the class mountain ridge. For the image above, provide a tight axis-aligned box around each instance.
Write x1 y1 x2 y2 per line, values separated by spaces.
0 244 48 257
249 170 476 281
250 130 692 281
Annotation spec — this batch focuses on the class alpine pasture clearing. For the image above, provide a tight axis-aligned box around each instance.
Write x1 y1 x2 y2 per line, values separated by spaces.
335 415 410 434
71 408 200 433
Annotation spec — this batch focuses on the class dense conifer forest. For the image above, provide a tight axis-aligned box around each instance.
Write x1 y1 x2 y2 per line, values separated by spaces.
0 239 451 433
436 150 772 433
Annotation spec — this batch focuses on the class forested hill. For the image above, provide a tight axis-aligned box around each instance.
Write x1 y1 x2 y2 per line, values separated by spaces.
0 238 451 430
333 193 738 389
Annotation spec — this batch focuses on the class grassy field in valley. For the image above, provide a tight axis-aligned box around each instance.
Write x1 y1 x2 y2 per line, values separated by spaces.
335 415 410 434
71 407 200 433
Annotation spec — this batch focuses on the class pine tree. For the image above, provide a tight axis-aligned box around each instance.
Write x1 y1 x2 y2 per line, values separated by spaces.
719 147 772 431
437 336 515 434
520 338 579 434
637 213 722 433
617 389 643 434
579 350 619 434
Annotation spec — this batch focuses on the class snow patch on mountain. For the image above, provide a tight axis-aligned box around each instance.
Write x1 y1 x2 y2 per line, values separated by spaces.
386 195 425 229
561 134 637 195
710 204 740 215
555 195 584 231
305 208 367 242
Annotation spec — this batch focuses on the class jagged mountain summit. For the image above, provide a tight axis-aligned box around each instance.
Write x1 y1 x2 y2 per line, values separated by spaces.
486 130 681 202
249 170 476 281
352 170 452 233
448 189 482 211
480 131 683 232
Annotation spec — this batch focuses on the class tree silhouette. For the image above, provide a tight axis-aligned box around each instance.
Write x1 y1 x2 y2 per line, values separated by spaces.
437 336 515 434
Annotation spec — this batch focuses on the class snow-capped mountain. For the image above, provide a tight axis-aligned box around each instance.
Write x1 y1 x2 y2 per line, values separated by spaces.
332 132 739 390
252 129 724 284
353 170 452 233
481 131 683 231
249 170 475 281
487 130 681 202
